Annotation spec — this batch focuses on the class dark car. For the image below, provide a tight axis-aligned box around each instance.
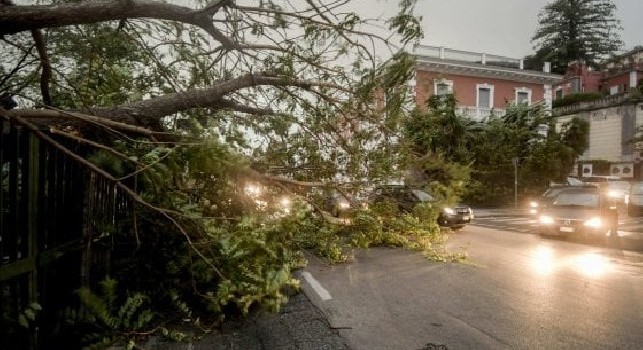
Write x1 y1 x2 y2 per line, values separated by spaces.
528 186 568 215
368 185 473 229
537 186 618 238
627 181 643 217
324 190 354 217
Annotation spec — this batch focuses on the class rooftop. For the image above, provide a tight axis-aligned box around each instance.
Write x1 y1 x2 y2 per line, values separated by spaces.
412 45 563 85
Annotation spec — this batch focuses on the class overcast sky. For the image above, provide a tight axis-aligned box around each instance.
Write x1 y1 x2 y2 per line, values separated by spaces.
360 0 643 58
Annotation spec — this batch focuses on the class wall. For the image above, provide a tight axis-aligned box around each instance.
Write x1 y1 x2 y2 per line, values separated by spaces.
556 102 643 179
415 70 546 109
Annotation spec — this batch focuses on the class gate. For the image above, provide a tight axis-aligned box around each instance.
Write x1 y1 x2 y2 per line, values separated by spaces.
1 119 130 348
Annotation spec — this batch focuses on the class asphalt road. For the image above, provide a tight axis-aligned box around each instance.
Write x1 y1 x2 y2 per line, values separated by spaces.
300 225 643 350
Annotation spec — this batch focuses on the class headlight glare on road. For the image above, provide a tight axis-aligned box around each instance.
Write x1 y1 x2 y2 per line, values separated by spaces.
539 215 554 225
443 207 455 215
529 201 539 208
583 217 602 228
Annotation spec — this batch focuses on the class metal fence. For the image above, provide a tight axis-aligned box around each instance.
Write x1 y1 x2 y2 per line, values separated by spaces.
1 120 130 348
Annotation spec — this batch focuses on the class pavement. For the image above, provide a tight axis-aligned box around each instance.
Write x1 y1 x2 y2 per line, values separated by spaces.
135 275 350 350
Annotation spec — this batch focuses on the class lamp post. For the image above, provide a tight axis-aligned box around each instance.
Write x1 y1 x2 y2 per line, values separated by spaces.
512 157 519 209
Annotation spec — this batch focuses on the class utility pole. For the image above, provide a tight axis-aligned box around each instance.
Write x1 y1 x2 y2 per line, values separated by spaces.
512 157 519 209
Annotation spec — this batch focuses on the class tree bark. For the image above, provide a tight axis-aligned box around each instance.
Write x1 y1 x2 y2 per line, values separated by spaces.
1 0 231 45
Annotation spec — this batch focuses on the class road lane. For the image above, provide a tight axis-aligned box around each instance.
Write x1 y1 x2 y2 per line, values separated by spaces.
300 225 643 350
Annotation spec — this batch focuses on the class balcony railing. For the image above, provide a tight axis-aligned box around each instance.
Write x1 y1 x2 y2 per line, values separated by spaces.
456 107 506 121
414 45 524 70
552 92 639 116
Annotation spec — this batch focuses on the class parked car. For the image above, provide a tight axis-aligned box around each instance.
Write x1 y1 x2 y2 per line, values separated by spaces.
627 181 643 217
367 185 473 230
537 185 618 238
324 190 354 217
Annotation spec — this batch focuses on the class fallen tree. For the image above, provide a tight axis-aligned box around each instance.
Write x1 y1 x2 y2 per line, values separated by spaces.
1 0 440 347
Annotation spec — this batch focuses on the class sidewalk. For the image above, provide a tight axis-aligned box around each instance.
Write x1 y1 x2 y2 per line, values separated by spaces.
138 282 350 350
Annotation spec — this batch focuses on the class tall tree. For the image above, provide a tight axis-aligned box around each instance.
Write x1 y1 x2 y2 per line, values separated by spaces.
531 0 623 74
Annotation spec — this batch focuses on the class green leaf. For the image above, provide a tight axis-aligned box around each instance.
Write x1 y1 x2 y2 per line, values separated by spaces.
18 314 29 328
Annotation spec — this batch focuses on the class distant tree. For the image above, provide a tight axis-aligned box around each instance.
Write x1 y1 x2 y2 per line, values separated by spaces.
464 105 590 205
404 94 473 164
531 0 623 74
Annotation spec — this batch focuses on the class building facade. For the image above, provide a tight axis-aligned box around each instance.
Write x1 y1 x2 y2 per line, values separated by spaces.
412 45 563 121
554 96 643 179
554 47 643 98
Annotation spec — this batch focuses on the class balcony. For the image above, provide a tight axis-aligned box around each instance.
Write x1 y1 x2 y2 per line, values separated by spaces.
456 106 506 121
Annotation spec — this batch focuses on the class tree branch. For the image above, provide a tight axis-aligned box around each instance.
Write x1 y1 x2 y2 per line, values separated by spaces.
93 73 347 122
30 29 52 105
1 0 234 49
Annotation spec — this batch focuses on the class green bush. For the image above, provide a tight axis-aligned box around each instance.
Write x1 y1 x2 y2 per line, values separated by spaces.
552 92 605 108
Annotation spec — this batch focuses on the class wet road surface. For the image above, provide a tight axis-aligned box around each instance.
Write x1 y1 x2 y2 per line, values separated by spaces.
300 225 643 350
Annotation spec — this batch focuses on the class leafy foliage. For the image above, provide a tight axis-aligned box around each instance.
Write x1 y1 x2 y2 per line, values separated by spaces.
0 1 465 347
531 0 623 74
552 92 605 108
403 96 590 206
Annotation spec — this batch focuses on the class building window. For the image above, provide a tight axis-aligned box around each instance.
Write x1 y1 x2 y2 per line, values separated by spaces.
570 77 581 93
515 88 532 105
555 89 563 100
476 84 493 108
434 79 453 95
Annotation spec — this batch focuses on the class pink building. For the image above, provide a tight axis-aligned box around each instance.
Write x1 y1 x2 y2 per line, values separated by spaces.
601 47 643 95
412 45 563 120
553 47 643 97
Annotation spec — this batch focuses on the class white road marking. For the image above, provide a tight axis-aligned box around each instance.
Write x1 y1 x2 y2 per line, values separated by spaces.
302 272 332 301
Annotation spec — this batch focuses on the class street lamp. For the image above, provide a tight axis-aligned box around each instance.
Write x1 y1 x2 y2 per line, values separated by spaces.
512 157 519 209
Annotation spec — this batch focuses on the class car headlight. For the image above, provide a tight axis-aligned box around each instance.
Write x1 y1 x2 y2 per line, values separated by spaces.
529 201 539 208
443 207 455 215
245 184 261 196
608 190 620 198
539 215 554 224
281 197 291 212
583 217 602 228
338 201 350 209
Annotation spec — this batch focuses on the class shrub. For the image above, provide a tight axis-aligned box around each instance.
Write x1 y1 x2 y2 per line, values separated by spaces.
552 92 605 108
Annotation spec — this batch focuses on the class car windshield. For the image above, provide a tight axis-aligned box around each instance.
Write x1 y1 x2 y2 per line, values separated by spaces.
631 182 643 195
543 187 565 198
412 190 434 202
552 191 599 208
608 181 629 193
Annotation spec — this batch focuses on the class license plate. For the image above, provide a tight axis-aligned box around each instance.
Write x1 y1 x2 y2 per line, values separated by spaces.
560 226 574 233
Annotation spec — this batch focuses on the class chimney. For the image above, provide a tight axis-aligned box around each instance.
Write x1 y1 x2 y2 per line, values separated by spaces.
543 62 551 73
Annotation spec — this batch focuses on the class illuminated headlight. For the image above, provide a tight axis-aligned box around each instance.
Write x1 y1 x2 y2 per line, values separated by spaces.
443 207 455 215
539 215 554 225
529 201 539 208
338 201 350 209
280 197 291 208
583 217 602 228
245 184 261 196
608 190 620 198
